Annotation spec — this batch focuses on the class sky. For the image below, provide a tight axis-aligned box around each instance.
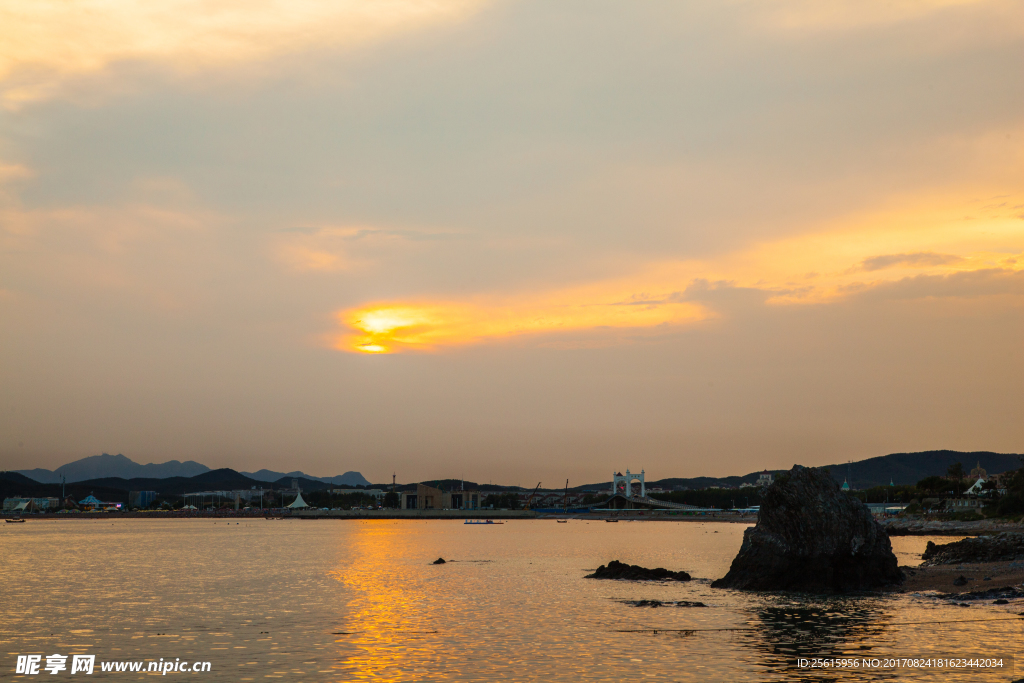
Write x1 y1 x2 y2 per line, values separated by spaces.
1 0 1022 486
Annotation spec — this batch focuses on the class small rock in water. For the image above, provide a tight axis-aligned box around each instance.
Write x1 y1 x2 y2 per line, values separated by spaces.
433 557 446 565
953 575 968 586
625 599 706 608
994 599 1009 604
585 560 691 581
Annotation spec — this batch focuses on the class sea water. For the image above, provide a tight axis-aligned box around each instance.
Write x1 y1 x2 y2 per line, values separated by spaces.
1 519 1020 681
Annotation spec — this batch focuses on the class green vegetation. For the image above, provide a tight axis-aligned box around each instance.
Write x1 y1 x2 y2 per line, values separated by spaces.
482 492 520 509
916 476 952 493
650 486 761 509
993 466 1024 516
304 489 380 509
949 509 985 522
849 485 917 504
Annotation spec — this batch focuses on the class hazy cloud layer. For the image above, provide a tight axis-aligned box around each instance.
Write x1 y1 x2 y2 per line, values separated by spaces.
1 0 1021 482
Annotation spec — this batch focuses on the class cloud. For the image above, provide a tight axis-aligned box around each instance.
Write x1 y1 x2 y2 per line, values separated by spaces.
272 225 462 273
748 0 1007 32
0 0 487 106
0 162 32 183
860 268 1024 300
334 190 1024 352
339 294 712 354
860 251 965 271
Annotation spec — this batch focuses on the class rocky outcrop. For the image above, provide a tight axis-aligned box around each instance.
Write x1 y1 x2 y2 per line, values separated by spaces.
921 533 1024 565
585 560 691 581
432 557 446 564
712 465 903 592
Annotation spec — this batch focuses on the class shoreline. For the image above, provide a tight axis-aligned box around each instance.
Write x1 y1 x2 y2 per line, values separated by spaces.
2 510 758 522
884 518 1024 536
893 561 1024 596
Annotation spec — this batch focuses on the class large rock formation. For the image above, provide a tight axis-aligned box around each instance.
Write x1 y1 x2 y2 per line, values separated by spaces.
712 465 902 592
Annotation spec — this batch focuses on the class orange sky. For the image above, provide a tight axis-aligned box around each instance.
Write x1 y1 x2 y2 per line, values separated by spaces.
1 0 1021 482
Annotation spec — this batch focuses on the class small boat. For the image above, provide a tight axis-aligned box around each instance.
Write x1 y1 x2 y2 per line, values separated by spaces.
6 517 25 523
605 519 619 523
464 519 503 525
556 520 568 523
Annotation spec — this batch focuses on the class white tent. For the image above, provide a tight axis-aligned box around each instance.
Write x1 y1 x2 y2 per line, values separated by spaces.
287 492 309 509
964 478 987 495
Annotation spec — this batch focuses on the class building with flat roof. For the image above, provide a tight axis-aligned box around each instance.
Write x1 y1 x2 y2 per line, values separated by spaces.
129 491 159 508
400 483 480 510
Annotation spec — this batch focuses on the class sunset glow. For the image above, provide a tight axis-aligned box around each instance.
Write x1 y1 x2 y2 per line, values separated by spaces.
339 192 1024 353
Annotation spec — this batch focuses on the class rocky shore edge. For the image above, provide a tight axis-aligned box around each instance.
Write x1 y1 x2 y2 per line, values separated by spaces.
921 532 1024 565
895 562 1024 596
884 518 1024 536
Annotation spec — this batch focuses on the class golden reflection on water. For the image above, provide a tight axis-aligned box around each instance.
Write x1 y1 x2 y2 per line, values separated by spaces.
329 521 439 682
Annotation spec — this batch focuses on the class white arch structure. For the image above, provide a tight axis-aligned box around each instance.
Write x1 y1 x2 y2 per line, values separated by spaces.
611 469 645 498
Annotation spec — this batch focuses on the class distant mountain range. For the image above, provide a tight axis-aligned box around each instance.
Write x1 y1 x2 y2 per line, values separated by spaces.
15 453 369 487
817 450 1022 489
16 453 210 483
240 469 369 487
9 449 1020 495
0 468 350 502
579 450 1023 492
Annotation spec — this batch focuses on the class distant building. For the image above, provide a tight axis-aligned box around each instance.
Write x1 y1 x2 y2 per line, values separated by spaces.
400 483 479 510
970 462 988 481
77 495 121 511
182 489 265 507
989 472 1012 493
446 489 480 510
129 491 158 508
3 497 60 511
841 480 850 491
948 497 983 509
757 471 774 487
